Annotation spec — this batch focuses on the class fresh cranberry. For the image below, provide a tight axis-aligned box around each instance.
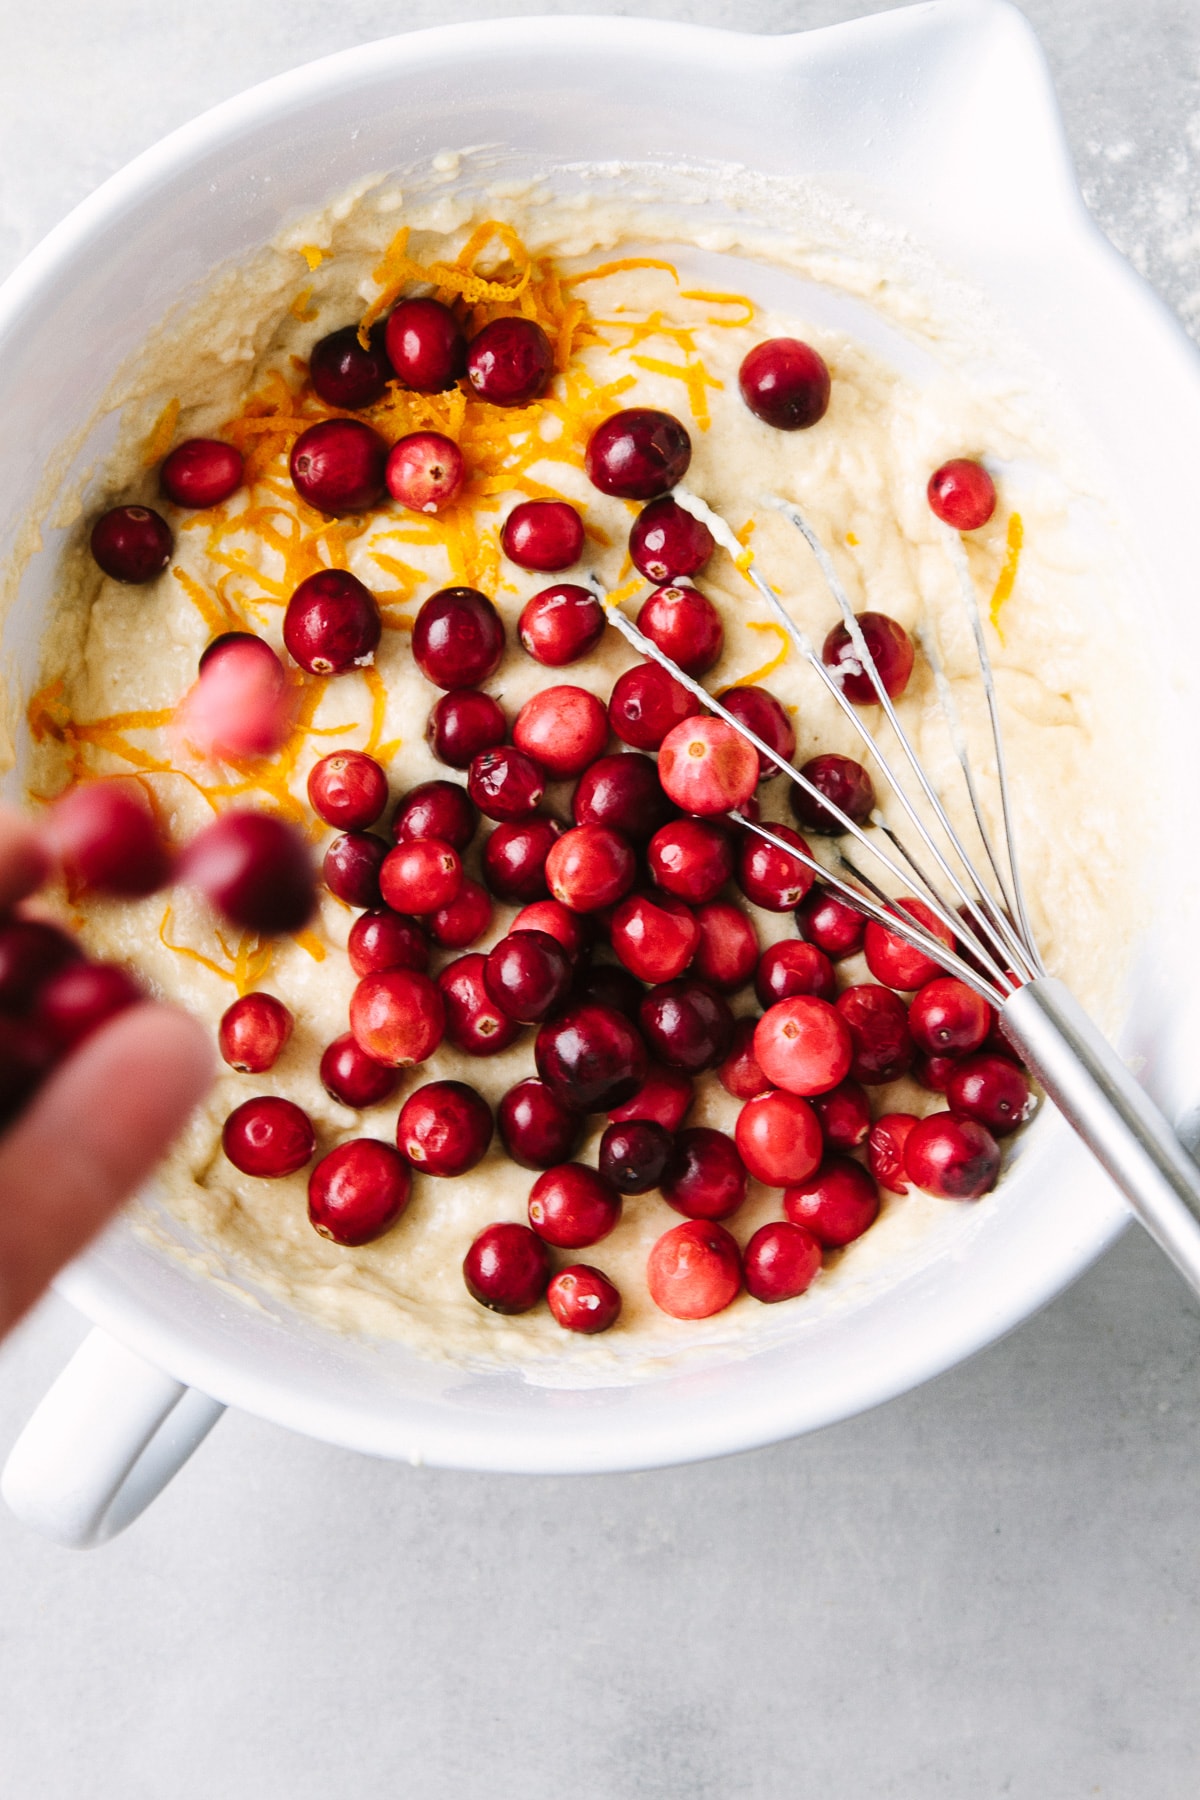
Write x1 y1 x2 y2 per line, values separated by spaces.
218 992 292 1073
864 898 954 990
222 1096 315 1178
735 1089 823 1186
35 961 140 1052
427 689 506 767
511 899 588 961
610 891 699 984
648 818 734 904
796 886 866 959
413 586 505 690
485 929 572 1023
629 496 714 583
518 583 606 667
289 418 386 514
528 1163 621 1248
482 816 561 902
784 1155 880 1246
307 751 388 831
691 900 758 991
547 1266 621 1333
755 940 835 1007
498 1078 582 1168
546 825 636 913
608 662 700 751
347 910 429 979
836 984 914 1084
385 297 466 392
867 1112 919 1193
349 967 445 1067
535 1002 647 1112
467 317 554 405
572 961 643 1019
608 1064 694 1130
585 409 691 499
739 338 830 430
813 1080 872 1151
464 1221 551 1312
908 977 992 1056
744 1222 823 1303
572 752 673 842
379 837 462 915
437 953 522 1057
180 811 316 934
181 634 293 762
905 1113 1001 1199
790 754 876 835
91 506 173 583
658 719 759 818
397 1079 492 1177
47 781 169 898
928 458 997 532
661 1127 746 1220
823 612 915 704
754 996 852 1095
0 920 80 1013
637 585 723 678
513 686 608 780
647 1218 741 1318
323 831 388 907
719 687 796 782
428 878 492 950
717 1017 771 1099
160 439 243 509
385 432 465 512
309 323 392 409
598 1120 672 1194
284 570 381 674
946 1054 1035 1136
320 1032 401 1109
639 979 733 1073
309 1139 412 1245
468 747 546 823
392 779 475 850
501 500 584 572
0 1017 54 1127
736 824 815 912
914 1054 959 1094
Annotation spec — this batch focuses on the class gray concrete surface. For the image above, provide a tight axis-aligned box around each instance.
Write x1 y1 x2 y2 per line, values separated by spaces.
0 3 1197 1795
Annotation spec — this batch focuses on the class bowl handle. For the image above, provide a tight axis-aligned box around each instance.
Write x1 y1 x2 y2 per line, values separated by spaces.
1 1327 224 1547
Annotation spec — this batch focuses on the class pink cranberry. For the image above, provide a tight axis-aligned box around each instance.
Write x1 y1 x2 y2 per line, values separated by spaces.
413 587 504 690
637 585 723 678
737 825 815 912
868 1112 919 1193
547 1266 622 1334
284 570 381 675
739 338 831 430
717 1017 771 1100
218 992 292 1073
502 500 584 572
691 900 758 991
796 886 867 959
905 1113 1001 1199
47 780 169 898
744 1222 823 1303
385 297 466 392
347 910 430 979
755 940 835 1008
463 1222 551 1313
91 506 173 583
427 689 506 768
607 1064 695 1131
546 824 636 913
320 1032 401 1109
379 838 462 915
428 878 492 950
836 984 914 1084
629 496 714 583
0 919 80 1013
609 662 700 751
813 1079 872 1151
639 979 733 1073
289 418 386 514
180 633 293 763
585 409 691 500
610 891 699 985
734 1089 823 1187
323 831 388 908
647 1219 741 1318
309 323 393 409
784 1155 880 1246
513 686 608 780
572 962 643 1019
392 779 475 850
928 458 997 532
790 754 876 835
437 953 521 1057
658 719 759 817
754 996 852 1095
309 1139 412 1245
511 899 588 961
648 818 734 904
397 1079 492 1177
662 1127 746 1220
946 1054 1034 1136
498 1077 583 1168
222 1096 315 1178
467 318 554 406
36 961 141 1052
528 1163 621 1248
719 687 796 782
908 977 992 1056
180 811 316 934
864 898 955 991
485 929 572 1023
308 751 388 831
573 752 673 843
160 439 243 509
823 612 915 704
519 583 606 667
468 747 546 823
482 816 561 903
349 967 445 1067
385 433 465 513
535 1001 647 1112
599 1120 673 1194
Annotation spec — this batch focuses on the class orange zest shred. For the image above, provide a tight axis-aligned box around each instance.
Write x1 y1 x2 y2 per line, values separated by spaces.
845 530 859 547
563 258 679 288
300 245 326 271
679 288 756 329
174 567 244 638
293 929 326 964
629 353 723 431
361 664 389 756
159 906 238 984
290 287 318 323
989 511 1024 638
718 620 790 692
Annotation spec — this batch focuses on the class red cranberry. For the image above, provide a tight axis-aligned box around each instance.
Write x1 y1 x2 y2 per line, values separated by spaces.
735 1089 823 1186
908 977 992 1056
608 1064 694 1130
868 1112 919 1193
385 297 466 392
784 1155 880 1246
547 1266 621 1334
427 689 506 768
647 1219 741 1318
485 929 572 1023
755 940 835 1007
599 1120 673 1194
465 314 554 407
309 1139 412 1245
308 751 388 831
289 418 386 514
47 781 169 898
535 1002 647 1111
546 824 636 913
717 1017 771 1100
468 746 546 822
0 1017 54 1127
648 818 735 903
392 779 475 851
946 1054 1034 1136
637 585 723 678
385 432 465 513
528 1163 621 1248
347 910 429 979
737 825 815 911
585 408 691 499
719 687 796 782
501 500 584 573
513 686 608 780
428 878 492 950
320 1032 400 1109
349 967 445 1067
661 1127 746 1220
659 719 759 817
691 900 758 991
573 752 673 843
498 1077 582 1168
218 992 292 1073
35 961 140 1052
511 899 588 961
744 1222 823 1303
823 612 915 704
739 337 830 430
864 898 954 991
463 1222 551 1313
813 1079 872 1152
180 811 316 934
796 886 866 959
572 961 643 1019
754 996 852 1095
519 583 606 667
836 984 914 1084
222 1096 315 1178
413 587 504 690
397 1079 492 1177
610 891 699 985
608 662 700 751
629 496 714 583
437 953 521 1057
914 1053 959 1094
91 506 172 584
0 919 80 1013
284 570 381 675
160 439 243 509
323 831 388 908
639 979 733 1074
379 838 462 915
482 816 561 902
790 754 876 835
928 458 997 532
905 1113 1001 1199
309 323 392 409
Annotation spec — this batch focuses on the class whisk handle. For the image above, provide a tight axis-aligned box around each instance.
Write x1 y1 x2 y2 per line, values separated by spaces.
1002 978 1200 1295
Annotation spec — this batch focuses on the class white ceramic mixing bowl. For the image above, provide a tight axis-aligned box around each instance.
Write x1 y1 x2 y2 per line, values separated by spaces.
4 0 1200 1546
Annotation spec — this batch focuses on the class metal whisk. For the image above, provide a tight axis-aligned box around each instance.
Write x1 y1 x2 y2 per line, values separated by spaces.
594 487 1200 1299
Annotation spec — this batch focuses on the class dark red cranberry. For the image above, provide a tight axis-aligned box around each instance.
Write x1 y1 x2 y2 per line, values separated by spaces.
284 570 381 674
385 297 466 392
812 1079 871 1151
646 1219 741 1318
547 1266 621 1334
498 1077 583 1169
572 961 644 1020
535 1002 647 1112
511 900 588 961
736 824 815 912
864 898 954 991
309 1139 412 1245
513 686 609 780
180 811 316 934
608 1064 694 1130
437 953 521 1057
719 687 796 782
397 1079 492 1177
308 751 388 831
413 587 504 690
648 818 735 904
637 584 723 677
501 500 584 572
796 885 866 959
735 1088 823 1186
659 719 759 817
468 746 546 823
609 891 698 985
546 824 637 914
784 1155 880 1246
47 781 169 898
639 979 733 1074
928 458 997 532
463 1222 551 1313
868 1112 919 1193
836 984 914 1084
385 432 465 513
738 337 830 430
528 1163 622 1248
323 831 388 907
309 323 393 409
585 408 691 499
320 1032 401 1109
91 506 173 583
822 612 915 704
908 977 992 1056
485 929 572 1023
467 317 554 406
0 919 81 1013
519 583 606 667
662 1127 746 1220
608 661 700 751
289 418 386 514
349 967 445 1067
946 1053 1035 1136
913 1053 959 1093
392 779 475 851
573 753 673 843
482 816 562 903
755 940 836 1008
744 1222 823 1303
218 992 292 1073
790 754 876 835
160 439 243 509
222 1096 315 1178
754 996 853 1096
35 961 140 1052
599 1119 673 1194
427 689 506 768
717 1017 771 1099
0 1016 54 1127
379 838 462 916
428 878 492 950
629 495 714 583
347 910 429 979
905 1113 1001 1199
